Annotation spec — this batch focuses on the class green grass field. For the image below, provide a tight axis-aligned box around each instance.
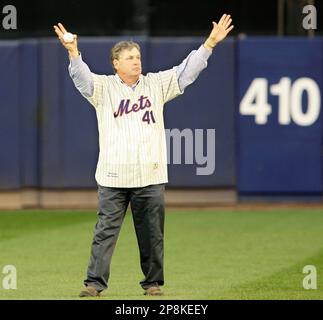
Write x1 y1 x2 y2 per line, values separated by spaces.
0 208 323 300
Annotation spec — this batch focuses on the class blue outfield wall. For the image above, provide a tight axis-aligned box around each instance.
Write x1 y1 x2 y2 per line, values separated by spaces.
21 40 40 188
0 41 20 189
0 40 39 190
0 37 322 195
238 38 323 194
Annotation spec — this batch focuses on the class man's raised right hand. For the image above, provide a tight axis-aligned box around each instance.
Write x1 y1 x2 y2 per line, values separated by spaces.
53 23 79 58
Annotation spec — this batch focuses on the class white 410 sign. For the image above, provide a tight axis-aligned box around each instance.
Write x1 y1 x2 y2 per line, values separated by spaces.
240 77 321 126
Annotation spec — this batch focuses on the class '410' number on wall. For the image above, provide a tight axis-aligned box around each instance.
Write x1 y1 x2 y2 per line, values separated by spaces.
240 77 321 126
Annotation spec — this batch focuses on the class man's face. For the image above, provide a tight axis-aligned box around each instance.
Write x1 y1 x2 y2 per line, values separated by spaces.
114 47 142 78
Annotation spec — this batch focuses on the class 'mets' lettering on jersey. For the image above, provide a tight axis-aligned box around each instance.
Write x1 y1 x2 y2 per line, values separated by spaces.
114 95 151 118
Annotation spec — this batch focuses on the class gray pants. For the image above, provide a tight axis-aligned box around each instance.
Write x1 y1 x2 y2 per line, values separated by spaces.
84 183 165 292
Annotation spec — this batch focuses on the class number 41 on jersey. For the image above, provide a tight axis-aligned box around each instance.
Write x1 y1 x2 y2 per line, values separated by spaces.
142 111 156 125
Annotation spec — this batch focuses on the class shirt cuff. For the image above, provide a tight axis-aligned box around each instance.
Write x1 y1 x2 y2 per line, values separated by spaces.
69 52 83 67
197 45 212 60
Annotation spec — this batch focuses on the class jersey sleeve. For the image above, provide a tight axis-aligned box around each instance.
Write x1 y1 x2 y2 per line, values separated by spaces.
157 67 183 104
85 73 106 108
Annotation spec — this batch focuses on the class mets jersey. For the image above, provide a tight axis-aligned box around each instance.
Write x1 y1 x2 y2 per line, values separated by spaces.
88 69 181 187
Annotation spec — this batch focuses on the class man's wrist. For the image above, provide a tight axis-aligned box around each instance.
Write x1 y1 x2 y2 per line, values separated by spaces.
203 39 217 52
69 49 80 59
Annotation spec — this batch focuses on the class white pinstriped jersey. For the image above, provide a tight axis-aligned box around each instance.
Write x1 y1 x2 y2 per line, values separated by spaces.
85 69 183 188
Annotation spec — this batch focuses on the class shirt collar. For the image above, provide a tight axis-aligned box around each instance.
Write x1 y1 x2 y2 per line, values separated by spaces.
115 73 140 90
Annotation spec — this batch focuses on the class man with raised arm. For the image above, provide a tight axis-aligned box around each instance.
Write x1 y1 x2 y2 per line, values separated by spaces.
53 15 233 297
